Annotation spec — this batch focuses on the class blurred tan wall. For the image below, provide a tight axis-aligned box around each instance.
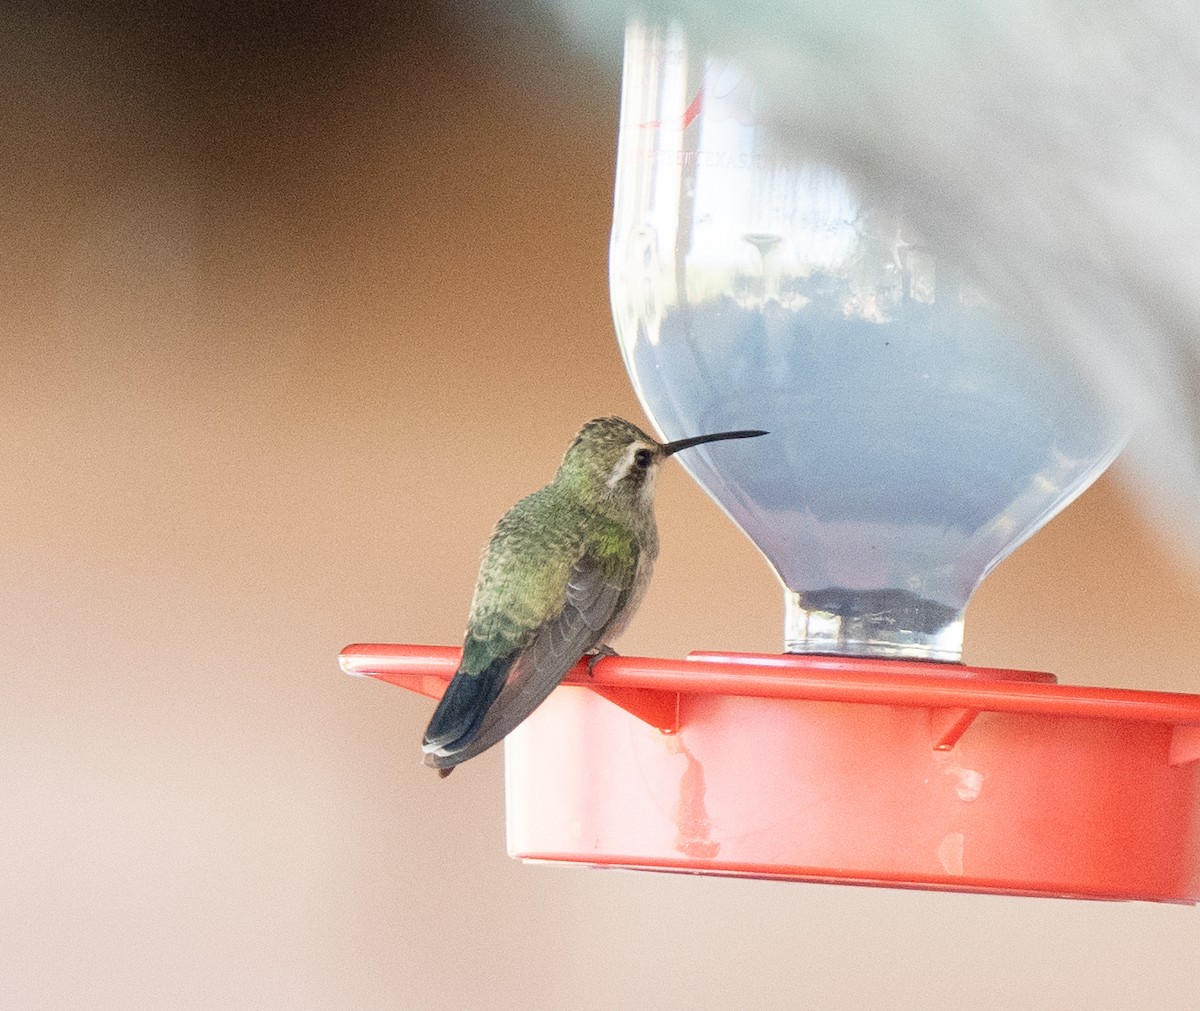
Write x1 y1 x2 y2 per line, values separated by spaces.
2 5 1197 1009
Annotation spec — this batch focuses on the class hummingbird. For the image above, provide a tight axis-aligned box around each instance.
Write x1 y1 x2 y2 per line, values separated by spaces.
422 416 767 776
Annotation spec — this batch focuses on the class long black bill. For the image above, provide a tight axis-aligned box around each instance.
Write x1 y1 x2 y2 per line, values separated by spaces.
659 429 768 457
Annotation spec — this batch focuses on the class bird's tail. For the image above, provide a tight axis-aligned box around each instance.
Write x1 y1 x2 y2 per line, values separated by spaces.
421 653 513 760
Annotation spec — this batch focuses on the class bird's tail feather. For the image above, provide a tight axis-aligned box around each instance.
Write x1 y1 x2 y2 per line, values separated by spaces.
421 654 513 756
422 650 565 775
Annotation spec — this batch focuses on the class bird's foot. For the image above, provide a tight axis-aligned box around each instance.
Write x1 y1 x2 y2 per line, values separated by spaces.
585 644 619 678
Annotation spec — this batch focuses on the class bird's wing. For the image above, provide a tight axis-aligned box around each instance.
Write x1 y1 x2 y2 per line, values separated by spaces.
424 547 631 771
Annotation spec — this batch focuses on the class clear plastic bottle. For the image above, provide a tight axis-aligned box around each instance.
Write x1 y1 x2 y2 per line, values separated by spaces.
609 22 1125 662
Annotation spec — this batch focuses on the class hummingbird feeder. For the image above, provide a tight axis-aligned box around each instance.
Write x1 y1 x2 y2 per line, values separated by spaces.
343 21 1200 902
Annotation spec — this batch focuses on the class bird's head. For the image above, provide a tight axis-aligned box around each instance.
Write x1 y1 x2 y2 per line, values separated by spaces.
556 416 766 511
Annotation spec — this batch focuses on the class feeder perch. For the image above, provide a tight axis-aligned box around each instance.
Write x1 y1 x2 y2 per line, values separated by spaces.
343 643 1200 902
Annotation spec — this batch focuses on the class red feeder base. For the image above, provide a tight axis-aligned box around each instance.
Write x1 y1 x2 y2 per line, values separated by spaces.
340 644 1200 902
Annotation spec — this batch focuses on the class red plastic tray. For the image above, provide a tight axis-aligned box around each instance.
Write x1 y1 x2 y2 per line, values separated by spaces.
341 643 1200 902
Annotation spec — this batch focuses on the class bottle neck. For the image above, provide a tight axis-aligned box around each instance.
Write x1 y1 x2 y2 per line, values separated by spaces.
783 587 965 663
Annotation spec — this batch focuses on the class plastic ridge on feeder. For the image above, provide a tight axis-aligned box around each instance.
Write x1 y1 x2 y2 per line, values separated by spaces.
342 642 1200 903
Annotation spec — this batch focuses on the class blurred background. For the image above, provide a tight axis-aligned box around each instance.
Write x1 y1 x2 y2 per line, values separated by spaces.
2 2 1198 1008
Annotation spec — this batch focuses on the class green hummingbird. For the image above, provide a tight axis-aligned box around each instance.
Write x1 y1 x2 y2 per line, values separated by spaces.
422 416 767 776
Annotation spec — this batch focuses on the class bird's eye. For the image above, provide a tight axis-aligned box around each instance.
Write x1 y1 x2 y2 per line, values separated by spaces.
633 448 653 469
